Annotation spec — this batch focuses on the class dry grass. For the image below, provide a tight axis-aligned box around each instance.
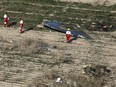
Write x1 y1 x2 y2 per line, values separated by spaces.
0 36 49 55
45 69 61 81
19 38 49 55
26 74 106 87
26 77 47 87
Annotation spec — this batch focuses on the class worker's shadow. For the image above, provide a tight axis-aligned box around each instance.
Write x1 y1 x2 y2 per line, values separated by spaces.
8 21 17 27
69 36 78 43
24 27 34 33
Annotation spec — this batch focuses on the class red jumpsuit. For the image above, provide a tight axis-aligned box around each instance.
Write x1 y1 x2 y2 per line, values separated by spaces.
66 30 71 43
19 19 23 33
4 14 9 27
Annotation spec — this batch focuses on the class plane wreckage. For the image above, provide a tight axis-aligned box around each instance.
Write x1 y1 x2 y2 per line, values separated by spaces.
42 19 92 39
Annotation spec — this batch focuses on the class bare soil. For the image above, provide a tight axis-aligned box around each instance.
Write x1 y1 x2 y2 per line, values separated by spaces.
0 26 116 87
61 0 116 5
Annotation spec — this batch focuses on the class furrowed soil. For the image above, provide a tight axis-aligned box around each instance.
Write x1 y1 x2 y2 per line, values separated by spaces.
0 26 116 87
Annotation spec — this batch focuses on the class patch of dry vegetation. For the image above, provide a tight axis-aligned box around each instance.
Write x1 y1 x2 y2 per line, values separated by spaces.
26 72 107 87
19 38 48 55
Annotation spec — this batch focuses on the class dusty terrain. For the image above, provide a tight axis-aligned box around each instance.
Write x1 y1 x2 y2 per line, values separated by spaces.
0 26 116 87
0 0 115 87
61 0 116 5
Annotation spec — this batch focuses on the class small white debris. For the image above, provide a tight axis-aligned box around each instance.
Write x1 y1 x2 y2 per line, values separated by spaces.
92 22 96 25
82 71 86 74
76 24 81 28
49 14 54 17
83 65 88 68
36 24 43 28
9 40 13 43
76 18 78 20
56 77 62 83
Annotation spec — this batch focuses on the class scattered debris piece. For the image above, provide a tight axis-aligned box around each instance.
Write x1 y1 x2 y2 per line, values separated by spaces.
36 24 43 28
56 77 63 83
83 64 111 76
42 19 92 39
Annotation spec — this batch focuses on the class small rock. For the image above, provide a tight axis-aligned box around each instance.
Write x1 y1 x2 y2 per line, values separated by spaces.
53 46 57 49
49 14 54 17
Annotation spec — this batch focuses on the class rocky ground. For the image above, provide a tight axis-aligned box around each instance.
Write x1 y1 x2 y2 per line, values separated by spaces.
0 26 116 87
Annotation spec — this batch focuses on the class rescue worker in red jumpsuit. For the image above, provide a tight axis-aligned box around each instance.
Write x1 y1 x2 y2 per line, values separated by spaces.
19 18 23 33
4 13 9 27
66 28 71 43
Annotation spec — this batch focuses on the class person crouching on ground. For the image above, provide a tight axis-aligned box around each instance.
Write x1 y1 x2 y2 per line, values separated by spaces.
66 28 71 43
19 18 23 33
4 13 9 27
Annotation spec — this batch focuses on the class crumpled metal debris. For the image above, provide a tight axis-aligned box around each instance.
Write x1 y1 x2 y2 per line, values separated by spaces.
83 64 111 76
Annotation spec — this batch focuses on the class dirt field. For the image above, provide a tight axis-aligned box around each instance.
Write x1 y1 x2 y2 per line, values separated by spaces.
0 0 115 87
61 0 116 5
0 26 116 87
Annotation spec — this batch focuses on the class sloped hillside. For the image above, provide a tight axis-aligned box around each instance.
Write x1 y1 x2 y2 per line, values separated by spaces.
0 0 116 87
0 26 116 87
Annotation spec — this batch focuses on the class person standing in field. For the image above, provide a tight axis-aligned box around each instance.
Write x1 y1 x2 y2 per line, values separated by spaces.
66 28 71 43
19 18 23 33
4 13 9 27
